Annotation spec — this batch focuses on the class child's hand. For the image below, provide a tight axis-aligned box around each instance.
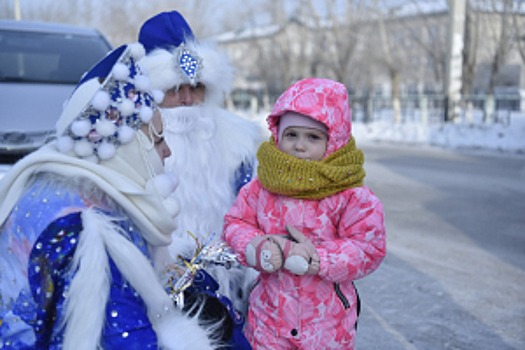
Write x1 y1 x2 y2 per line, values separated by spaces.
282 225 320 275
245 235 284 273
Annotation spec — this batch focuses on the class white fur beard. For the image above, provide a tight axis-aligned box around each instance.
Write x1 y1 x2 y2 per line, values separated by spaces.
163 105 217 140
161 105 261 313
162 105 238 243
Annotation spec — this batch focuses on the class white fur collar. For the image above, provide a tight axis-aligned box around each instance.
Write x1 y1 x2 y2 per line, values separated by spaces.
62 208 216 350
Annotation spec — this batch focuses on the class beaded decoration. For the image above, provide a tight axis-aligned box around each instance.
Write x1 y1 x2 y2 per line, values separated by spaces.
56 43 164 163
174 43 202 86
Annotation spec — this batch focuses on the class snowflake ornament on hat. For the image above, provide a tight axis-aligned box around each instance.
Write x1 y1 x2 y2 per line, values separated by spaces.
138 11 234 105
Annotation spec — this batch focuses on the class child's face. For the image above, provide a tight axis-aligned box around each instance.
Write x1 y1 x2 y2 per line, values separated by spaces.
279 126 328 161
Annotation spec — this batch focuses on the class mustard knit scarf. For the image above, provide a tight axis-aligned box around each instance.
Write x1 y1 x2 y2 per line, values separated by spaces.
257 136 366 200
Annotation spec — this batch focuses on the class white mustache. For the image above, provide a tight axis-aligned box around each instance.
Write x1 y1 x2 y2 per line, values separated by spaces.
161 105 216 140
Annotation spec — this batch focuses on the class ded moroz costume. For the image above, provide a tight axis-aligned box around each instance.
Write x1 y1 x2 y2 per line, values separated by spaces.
137 11 264 317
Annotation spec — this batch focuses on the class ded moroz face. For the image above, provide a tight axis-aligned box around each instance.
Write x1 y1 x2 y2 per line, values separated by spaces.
278 126 328 161
160 83 206 107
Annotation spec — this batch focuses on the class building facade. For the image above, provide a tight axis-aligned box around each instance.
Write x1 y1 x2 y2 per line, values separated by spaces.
216 2 525 113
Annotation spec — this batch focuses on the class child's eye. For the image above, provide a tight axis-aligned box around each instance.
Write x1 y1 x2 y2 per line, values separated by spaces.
309 133 327 142
155 137 165 145
284 131 297 138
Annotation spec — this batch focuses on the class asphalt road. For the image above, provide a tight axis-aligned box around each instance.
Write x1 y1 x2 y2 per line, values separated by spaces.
354 142 525 350
1 142 523 349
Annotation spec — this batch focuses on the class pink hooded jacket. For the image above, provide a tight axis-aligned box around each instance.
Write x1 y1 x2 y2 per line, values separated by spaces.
222 78 386 349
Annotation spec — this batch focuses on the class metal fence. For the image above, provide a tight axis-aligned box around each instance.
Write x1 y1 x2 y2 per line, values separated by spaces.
230 91 525 126
349 94 525 125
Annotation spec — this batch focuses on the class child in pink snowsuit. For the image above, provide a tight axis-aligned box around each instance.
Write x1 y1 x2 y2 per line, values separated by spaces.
222 78 386 349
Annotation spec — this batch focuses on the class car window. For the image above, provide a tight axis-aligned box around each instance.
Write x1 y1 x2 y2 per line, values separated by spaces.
0 30 110 84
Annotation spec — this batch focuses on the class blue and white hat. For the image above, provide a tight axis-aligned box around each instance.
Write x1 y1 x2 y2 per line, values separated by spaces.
55 43 164 162
138 11 234 106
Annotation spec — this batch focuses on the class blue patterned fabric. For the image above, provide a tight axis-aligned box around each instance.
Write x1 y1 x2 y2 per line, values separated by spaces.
185 269 251 350
0 177 85 348
27 212 157 349
0 176 158 348
233 160 254 195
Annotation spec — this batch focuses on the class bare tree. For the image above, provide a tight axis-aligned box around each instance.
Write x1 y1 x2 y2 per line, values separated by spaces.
462 0 479 96
479 0 516 94
219 0 328 99
0 2 12 19
512 0 525 62
401 0 449 92
246 0 292 96
320 0 369 87
212 1 291 101
379 16 403 122
370 1 411 123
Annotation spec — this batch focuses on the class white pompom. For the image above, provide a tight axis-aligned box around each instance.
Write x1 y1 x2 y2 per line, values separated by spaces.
118 125 136 144
95 119 117 137
152 89 165 104
284 256 309 275
139 106 153 123
56 135 74 153
134 74 150 92
146 173 177 198
119 99 135 116
97 142 116 160
128 42 146 60
246 245 257 267
92 90 111 111
165 172 179 189
163 196 180 218
74 140 94 157
71 119 92 137
112 62 130 81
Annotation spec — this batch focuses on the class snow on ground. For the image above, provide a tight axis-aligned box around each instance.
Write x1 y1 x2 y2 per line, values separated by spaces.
242 109 525 156
353 119 525 154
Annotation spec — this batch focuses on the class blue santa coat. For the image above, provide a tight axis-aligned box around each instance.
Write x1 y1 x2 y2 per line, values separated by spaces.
0 175 250 349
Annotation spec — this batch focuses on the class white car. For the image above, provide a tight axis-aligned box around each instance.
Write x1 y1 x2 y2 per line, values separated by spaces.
0 20 112 169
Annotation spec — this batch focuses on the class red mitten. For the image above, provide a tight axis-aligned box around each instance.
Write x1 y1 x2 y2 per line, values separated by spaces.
245 235 284 273
281 225 320 275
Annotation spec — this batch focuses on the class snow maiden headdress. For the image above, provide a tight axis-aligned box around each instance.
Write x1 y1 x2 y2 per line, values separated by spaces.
138 11 234 106
0 43 178 246
55 43 164 163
